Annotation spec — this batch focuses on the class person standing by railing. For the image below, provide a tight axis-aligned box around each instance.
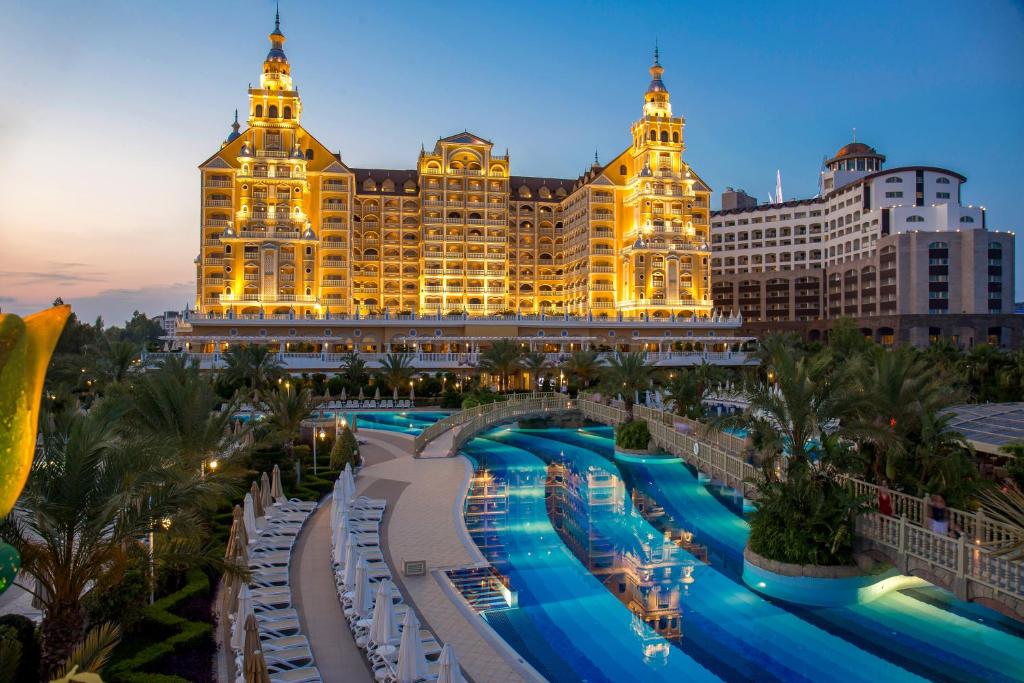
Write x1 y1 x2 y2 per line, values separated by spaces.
878 481 894 517
928 494 949 535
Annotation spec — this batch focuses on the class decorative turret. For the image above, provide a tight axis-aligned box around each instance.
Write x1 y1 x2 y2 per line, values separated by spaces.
226 110 241 143
643 45 672 116
264 7 290 76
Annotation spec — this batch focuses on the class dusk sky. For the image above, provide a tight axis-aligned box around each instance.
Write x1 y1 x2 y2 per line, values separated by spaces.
2 0 1022 324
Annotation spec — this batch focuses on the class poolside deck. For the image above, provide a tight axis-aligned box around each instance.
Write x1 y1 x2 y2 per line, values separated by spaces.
291 428 534 683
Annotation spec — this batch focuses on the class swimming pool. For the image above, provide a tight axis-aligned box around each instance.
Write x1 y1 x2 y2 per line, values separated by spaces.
341 410 450 435
461 420 1024 682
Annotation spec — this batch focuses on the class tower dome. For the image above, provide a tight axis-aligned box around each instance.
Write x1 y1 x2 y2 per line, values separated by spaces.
826 140 885 172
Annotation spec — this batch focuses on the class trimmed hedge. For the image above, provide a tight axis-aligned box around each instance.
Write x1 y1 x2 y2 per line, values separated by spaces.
104 569 212 683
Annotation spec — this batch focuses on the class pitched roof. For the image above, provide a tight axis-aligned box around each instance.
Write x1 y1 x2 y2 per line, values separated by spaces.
351 168 419 195
437 131 492 145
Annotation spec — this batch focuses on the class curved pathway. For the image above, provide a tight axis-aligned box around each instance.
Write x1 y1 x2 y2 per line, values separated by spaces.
290 426 534 683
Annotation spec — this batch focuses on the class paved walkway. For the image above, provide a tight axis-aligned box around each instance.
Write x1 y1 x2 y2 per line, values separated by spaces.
358 430 534 683
291 502 373 683
290 428 535 683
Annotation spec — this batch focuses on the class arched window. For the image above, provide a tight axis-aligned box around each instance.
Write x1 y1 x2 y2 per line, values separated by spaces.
268 105 278 118
928 241 948 249
660 131 668 142
619 164 627 176
989 241 1002 250
907 215 924 222
649 130 657 141
672 132 679 143
936 177 951 184
283 106 292 119
255 104 263 117
885 176 902 183
305 149 313 160
960 215 974 223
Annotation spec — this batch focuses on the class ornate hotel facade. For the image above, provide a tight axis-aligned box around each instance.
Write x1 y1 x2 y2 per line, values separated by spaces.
168 13 754 371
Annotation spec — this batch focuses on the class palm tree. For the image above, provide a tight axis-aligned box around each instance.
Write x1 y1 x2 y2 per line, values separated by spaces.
262 384 312 449
717 347 864 467
121 358 246 471
519 351 550 389
377 352 415 393
91 338 140 386
477 340 523 391
855 345 959 480
221 345 285 404
0 410 230 675
339 350 368 390
561 349 600 391
600 351 652 414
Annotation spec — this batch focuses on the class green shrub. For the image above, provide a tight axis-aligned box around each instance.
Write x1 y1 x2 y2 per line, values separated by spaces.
85 563 149 634
0 615 36 683
104 569 212 683
615 420 651 450
748 461 869 566
329 427 360 470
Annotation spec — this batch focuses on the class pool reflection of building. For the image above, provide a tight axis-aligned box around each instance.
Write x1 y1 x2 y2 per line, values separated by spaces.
464 467 509 566
545 459 692 645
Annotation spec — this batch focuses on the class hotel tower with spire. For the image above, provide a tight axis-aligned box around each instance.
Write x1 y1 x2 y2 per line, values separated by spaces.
172 11 752 371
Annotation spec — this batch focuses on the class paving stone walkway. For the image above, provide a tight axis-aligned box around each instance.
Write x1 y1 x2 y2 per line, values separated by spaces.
290 427 537 683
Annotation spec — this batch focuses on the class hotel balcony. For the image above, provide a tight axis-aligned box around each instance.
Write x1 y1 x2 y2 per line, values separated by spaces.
205 179 233 188
219 293 318 304
256 149 289 159
322 181 347 192
205 199 232 207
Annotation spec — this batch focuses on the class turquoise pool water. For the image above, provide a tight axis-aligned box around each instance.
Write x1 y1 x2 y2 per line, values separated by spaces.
461 421 1024 682
341 410 449 435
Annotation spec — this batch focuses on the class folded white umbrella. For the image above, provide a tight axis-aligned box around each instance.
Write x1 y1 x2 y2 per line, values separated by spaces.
271 464 285 503
232 584 253 651
396 609 428 683
243 493 259 542
260 472 273 512
352 554 372 619
369 579 398 648
436 643 467 683
332 517 347 566
343 534 360 588
343 466 357 504
330 479 343 525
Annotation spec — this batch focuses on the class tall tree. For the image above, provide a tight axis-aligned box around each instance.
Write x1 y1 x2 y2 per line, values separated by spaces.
561 349 600 391
519 351 550 389
0 409 233 676
262 384 312 449
339 350 368 390
600 351 652 414
477 340 523 391
220 345 285 403
376 352 415 393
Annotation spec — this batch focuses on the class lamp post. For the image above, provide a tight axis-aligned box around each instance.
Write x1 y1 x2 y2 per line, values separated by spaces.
314 428 326 474
149 516 172 604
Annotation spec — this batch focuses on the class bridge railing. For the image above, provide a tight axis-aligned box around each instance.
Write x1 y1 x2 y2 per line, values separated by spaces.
859 512 1024 600
412 392 562 454
448 394 571 456
416 393 1024 602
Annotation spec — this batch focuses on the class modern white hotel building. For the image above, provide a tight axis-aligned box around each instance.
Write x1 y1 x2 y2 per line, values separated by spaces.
710 142 1019 347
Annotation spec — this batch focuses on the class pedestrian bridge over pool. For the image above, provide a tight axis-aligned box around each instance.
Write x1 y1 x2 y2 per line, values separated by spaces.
411 392 1024 621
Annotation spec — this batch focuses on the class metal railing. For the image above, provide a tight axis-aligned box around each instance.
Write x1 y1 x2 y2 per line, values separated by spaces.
412 392 564 454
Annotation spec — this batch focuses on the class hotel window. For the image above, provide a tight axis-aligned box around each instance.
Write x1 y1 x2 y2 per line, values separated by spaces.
936 192 950 199
907 215 924 222
885 177 903 183
885 191 903 198
936 177 951 184
960 216 975 223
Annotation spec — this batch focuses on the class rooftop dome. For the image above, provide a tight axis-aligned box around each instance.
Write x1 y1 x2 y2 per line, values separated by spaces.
832 142 880 159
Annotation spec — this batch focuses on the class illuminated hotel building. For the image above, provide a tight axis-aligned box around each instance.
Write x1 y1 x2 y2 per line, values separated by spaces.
170 12 754 370
710 144 1020 347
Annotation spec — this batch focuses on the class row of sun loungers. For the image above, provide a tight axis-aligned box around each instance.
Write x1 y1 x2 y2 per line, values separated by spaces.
320 400 415 410
329 467 466 683
226 467 322 682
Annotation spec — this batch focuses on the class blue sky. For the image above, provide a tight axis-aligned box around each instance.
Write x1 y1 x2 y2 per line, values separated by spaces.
1 0 1022 323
